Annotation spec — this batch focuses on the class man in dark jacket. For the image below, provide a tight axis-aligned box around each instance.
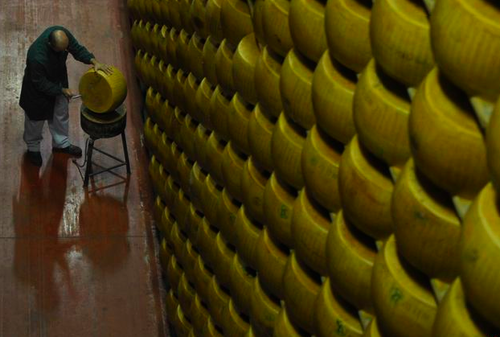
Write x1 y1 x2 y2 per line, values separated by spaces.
20 26 112 166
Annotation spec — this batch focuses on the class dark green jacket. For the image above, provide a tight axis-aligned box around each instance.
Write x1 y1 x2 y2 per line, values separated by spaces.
19 26 95 120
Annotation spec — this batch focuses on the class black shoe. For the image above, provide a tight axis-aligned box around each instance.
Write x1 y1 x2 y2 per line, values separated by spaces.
53 145 83 157
27 151 43 167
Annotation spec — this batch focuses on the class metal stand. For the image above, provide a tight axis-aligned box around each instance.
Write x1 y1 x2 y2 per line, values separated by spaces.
77 131 131 188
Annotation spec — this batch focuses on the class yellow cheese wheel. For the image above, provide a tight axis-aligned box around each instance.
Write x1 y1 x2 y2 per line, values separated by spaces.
206 0 224 44
228 93 253 155
189 161 208 212
409 68 488 199
262 0 293 57
213 232 236 289
370 0 434 87
272 307 310 337
325 0 372 73
177 29 191 72
432 279 497 337
153 195 165 227
159 0 171 28
188 33 205 80
196 217 219 268
174 69 188 113
291 189 331 275
194 124 212 170
167 28 179 69
234 206 262 269
201 174 223 226
191 294 210 336
254 47 284 119
160 238 173 272
271 114 306 190
79 66 127 113
165 63 176 104
209 85 232 140
250 277 281 337
460 183 500 329
326 210 376 312
207 276 231 327
248 104 276 172
157 100 175 140
165 175 180 210
431 0 500 101
233 33 260 105
180 0 195 34
170 221 188 260
215 39 236 94
289 0 327 63
156 131 172 171
353 59 411 167
314 278 364 337
168 0 183 29
216 188 241 246
178 273 196 318
371 235 437 337
241 157 268 224
487 101 500 193
144 118 159 154
177 152 194 195
181 238 199 281
283 253 322 334
263 173 296 248
301 126 342 212
205 133 227 187
186 204 203 244
392 159 461 281
170 107 185 147
312 51 356 145
193 255 214 301
221 0 254 47
221 300 251 337
160 205 176 237
167 254 183 292
173 305 193 336
180 113 198 161
338 136 394 239
221 142 246 202
166 290 179 320
228 254 256 315
190 0 209 39
280 49 316 130
195 78 216 130
202 37 220 86
255 228 289 300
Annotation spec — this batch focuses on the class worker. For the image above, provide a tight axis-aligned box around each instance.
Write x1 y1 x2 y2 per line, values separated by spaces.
19 26 113 166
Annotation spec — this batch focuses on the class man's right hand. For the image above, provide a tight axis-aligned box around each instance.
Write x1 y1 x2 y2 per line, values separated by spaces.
62 88 75 99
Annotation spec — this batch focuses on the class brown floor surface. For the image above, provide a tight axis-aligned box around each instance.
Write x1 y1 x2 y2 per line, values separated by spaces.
0 1 167 336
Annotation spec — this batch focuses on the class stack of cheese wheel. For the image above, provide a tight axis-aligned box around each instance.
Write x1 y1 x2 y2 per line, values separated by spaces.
128 0 500 335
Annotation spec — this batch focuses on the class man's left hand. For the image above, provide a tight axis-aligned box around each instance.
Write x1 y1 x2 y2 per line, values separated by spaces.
94 62 113 75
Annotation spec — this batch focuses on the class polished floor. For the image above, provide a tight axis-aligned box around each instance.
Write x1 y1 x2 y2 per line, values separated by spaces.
0 1 167 336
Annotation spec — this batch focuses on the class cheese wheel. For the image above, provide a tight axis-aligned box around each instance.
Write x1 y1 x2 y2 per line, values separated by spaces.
193 255 214 301
167 254 183 292
273 307 311 337
209 85 232 140
263 173 297 248
178 273 196 318
213 232 236 289
254 47 284 119
195 78 216 130
188 33 205 80
215 39 236 94
370 0 434 87
205 133 227 187
314 278 364 337
79 66 127 113
221 0 254 47
353 59 411 167
221 300 251 337
326 211 376 312
392 159 461 281
262 0 293 57
431 0 500 101
234 206 262 269
460 183 500 329
181 238 199 281
201 174 223 226
255 228 289 300
250 277 281 337
339 136 394 239
228 254 256 315
233 33 260 105
241 158 269 224
196 217 219 268
191 294 210 336
206 0 225 44
283 253 322 334
409 68 488 199
301 126 342 212
325 0 372 72
228 93 253 155
487 101 500 193
372 236 437 337
202 37 220 86
216 188 241 246
280 49 316 130
207 276 231 326
271 114 306 190
289 0 327 62
221 142 246 202
248 104 276 172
